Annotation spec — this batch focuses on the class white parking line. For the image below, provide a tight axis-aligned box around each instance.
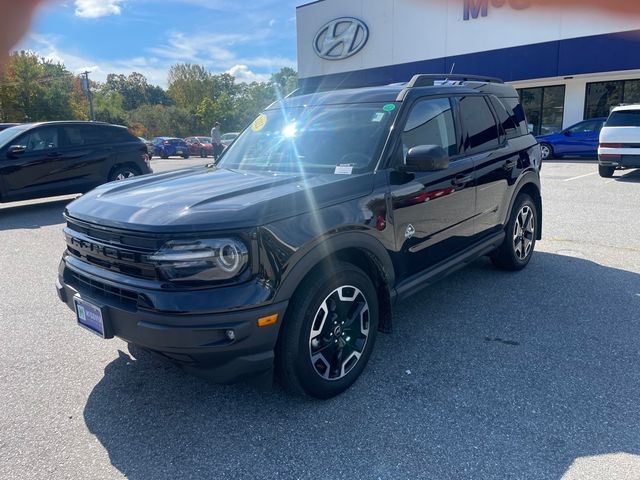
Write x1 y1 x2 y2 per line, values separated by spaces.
563 172 597 182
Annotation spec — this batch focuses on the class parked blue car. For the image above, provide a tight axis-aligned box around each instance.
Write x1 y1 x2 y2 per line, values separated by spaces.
151 137 190 159
536 118 606 160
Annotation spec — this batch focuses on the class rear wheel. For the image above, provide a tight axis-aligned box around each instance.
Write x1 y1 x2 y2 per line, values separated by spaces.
276 262 379 399
492 193 538 271
109 165 139 182
200 149 206 158
183 154 190 159
160 151 168 160
599 165 615 178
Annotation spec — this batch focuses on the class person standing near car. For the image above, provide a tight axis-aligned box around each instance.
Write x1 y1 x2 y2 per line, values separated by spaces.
210 122 223 160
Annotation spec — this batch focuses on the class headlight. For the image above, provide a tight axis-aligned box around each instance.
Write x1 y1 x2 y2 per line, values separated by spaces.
149 238 249 284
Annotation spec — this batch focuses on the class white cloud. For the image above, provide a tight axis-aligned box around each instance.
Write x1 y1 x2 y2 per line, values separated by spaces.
74 0 124 18
226 65 270 84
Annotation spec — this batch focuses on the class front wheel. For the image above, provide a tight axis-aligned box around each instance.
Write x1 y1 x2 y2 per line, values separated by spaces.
200 149 206 158
492 194 538 271
540 143 553 160
276 262 379 399
599 165 615 178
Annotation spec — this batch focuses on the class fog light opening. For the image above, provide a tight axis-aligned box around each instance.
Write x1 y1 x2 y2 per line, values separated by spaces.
225 330 236 341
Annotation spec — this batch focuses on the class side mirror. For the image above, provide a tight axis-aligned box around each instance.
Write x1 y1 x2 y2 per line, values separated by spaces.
563 130 572 137
7 145 26 157
401 145 450 172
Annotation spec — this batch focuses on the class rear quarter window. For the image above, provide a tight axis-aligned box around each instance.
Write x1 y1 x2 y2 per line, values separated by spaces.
108 127 138 143
499 97 529 136
606 110 640 127
458 96 500 153
488 96 519 140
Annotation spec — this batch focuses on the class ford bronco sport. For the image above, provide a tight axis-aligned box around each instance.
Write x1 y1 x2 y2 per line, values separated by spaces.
57 74 542 399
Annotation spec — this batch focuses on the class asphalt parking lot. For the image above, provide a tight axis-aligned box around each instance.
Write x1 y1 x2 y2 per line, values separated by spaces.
1 159 639 480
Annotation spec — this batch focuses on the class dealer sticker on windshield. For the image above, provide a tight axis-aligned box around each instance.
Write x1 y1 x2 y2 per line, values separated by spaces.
334 164 353 175
251 114 268 132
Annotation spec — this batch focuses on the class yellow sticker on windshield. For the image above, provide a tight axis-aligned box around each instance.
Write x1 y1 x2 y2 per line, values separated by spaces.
251 114 268 132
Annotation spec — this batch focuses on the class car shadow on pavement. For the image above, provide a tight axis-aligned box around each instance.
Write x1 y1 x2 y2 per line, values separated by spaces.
0 198 71 231
83 252 640 480
614 169 640 183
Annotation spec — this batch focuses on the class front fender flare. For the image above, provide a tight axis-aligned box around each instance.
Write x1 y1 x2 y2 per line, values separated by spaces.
273 231 396 304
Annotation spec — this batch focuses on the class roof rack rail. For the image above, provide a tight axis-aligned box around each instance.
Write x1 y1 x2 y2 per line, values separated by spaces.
407 74 504 88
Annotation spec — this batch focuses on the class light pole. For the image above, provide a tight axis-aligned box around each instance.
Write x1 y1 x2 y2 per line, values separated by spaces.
80 71 95 121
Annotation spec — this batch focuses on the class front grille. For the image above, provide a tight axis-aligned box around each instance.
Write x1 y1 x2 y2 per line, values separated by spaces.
65 219 160 280
66 270 139 307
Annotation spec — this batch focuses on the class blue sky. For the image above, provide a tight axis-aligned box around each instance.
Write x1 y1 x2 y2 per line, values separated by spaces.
19 0 301 87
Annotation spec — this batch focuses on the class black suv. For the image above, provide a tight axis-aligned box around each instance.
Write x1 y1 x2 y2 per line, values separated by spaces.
57 75 542 399
0 121 151 203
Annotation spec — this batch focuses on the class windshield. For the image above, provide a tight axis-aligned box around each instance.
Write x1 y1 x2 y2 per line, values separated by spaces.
0 125 30 147
218 103 397 174
197 137 211 143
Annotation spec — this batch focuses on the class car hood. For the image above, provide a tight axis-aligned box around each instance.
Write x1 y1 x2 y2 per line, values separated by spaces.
65 166 374 233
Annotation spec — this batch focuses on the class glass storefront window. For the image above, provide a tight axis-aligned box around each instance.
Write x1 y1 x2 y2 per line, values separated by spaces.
517 85 565 136
585 79 640 119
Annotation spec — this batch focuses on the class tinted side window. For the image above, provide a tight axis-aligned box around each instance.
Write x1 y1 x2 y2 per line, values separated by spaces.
109 127 136 143
488 96 518 140
401 97 457 159
567 121 597 134
459 96 499 153
23 127 59 152
500 97 529 136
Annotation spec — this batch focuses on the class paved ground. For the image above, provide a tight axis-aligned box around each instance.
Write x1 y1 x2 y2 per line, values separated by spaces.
1 159 639 480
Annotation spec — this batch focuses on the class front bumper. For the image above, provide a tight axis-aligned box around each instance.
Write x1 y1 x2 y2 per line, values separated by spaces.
57 260 288 384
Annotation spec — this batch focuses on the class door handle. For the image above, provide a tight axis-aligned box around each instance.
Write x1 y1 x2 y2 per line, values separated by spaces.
504 160 517 170
452 175 473 187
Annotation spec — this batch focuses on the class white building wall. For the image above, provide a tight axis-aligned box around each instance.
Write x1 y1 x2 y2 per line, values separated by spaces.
297 0 640 80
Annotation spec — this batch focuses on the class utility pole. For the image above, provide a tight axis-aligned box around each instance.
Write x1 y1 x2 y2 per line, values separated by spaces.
80 71 95 121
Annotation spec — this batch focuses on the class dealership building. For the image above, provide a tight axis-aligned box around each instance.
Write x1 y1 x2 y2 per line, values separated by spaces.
296 0 640 135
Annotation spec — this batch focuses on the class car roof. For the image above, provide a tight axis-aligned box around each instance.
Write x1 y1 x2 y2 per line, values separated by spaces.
610 104 640 112
270 77 519 110
24 121 122 128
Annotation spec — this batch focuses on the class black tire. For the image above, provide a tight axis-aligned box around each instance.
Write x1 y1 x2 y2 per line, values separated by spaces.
183 154 190 159
540 143 553 160
492 193 538 271
160 151 168 160
599 165 615 178
109 165 140 182
200 149 207 158
276 262 379 399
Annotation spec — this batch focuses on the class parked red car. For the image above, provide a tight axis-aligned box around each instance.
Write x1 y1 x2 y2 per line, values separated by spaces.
185 136 214 158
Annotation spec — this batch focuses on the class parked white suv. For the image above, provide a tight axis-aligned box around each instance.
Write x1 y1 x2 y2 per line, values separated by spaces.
598 105 640 177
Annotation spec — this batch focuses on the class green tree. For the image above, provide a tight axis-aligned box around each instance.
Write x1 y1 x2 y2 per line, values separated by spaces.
101 72 171 111
167 64 213 112
270 67 298 97
93 91 127 125
0 51 87 122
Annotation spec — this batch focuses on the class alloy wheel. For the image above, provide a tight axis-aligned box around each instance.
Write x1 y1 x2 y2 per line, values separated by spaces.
115 171 135 181
540 144 551 160
513 205 535 261
308 285 370 381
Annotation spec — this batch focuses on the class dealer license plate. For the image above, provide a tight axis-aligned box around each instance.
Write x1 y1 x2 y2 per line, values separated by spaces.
74 297 106 338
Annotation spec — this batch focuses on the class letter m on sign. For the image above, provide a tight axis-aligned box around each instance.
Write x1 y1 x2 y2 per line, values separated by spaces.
464 0 489 20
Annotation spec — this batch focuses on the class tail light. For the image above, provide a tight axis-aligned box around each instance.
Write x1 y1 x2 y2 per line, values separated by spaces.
599 143 622 149
142 153 150 167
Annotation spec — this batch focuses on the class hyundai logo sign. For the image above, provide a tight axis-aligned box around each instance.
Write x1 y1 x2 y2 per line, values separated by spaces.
314 17 369 61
